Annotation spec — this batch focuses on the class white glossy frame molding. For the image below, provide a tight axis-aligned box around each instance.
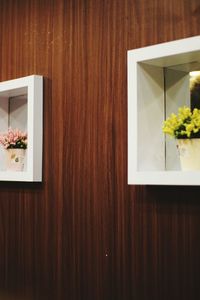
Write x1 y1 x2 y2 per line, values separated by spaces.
0 75 43 182
128 35 200 185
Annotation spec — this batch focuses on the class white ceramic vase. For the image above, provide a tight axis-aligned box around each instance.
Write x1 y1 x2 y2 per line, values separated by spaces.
6 148 26 171
177 138 200 171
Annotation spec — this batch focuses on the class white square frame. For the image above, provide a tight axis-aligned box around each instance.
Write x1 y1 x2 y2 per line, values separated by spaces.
0 75 43 182
128 35 200 185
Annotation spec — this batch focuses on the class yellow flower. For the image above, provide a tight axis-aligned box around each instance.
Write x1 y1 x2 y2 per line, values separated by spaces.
185 124 194 137
162 106 200 139
178 106 192 121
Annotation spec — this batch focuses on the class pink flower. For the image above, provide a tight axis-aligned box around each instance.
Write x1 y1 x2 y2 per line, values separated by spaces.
0 128 28 149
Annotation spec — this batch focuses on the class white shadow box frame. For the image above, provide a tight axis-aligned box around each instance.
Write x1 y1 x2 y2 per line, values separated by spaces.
0 75 43 181
128 35 200 185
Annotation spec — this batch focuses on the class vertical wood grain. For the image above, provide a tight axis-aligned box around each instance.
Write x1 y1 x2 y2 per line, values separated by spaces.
0 0 200 299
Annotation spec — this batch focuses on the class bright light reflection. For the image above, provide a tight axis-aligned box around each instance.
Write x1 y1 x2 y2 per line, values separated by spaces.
190 71 200 77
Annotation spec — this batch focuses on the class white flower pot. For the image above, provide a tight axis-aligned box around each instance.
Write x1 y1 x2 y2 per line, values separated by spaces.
6 148 26 171
177 138 200 171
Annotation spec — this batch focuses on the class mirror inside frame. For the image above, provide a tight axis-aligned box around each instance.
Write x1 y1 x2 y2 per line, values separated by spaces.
164 62 200 170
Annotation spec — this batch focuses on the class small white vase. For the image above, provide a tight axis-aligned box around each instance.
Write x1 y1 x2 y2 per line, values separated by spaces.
177 138 200 171
6 148 26 171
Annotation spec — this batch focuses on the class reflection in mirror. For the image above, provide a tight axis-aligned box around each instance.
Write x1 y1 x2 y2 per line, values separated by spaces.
190 71 200 110
164 63 200 112
164 64 200 171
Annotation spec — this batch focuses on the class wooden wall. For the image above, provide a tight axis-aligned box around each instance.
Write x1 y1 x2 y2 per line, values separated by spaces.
0 0 200 299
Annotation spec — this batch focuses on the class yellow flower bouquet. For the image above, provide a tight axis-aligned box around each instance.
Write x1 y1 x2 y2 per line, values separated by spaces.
162 106 200 139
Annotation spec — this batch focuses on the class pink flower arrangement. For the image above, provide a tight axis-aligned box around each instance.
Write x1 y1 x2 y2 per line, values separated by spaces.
0 128 27 149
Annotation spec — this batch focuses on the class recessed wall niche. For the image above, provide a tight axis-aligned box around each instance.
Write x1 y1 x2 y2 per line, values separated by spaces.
0 75 43 182
128 35 200 185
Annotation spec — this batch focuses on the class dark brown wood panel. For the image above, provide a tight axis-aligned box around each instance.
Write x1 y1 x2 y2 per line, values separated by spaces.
0 0 200 299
